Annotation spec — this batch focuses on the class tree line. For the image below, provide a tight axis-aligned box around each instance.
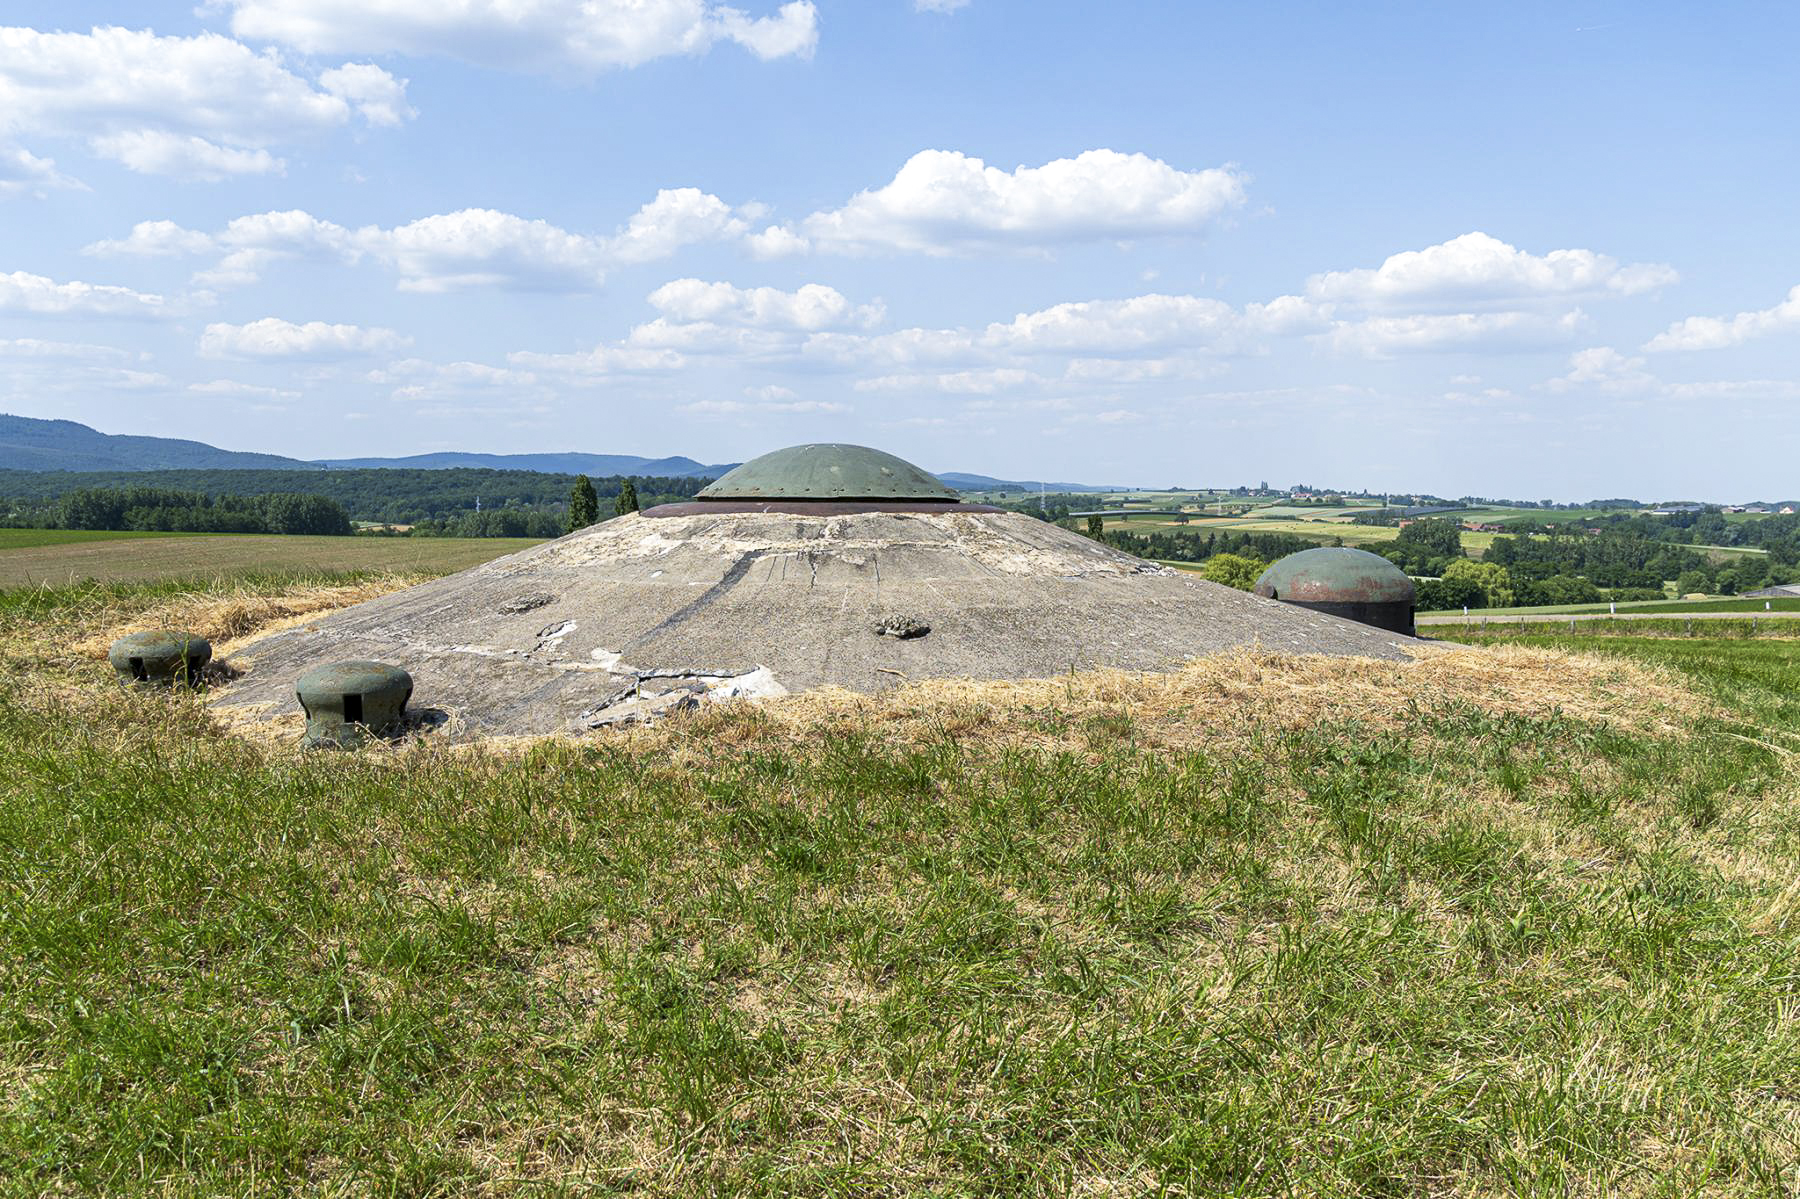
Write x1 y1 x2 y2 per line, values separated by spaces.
0 468 711 537
1078 514 1793 611
55 487 352 535
0 467 709 528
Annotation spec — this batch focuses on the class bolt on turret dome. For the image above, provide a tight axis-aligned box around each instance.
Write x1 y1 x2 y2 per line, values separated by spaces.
697 443 960 503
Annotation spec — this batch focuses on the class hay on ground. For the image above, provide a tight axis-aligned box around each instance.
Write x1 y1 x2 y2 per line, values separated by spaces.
614 643 1705 761
33 578 1708 759
70 575 424 660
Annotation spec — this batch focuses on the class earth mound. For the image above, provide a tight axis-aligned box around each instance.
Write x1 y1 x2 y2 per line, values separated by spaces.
212 507 1418 739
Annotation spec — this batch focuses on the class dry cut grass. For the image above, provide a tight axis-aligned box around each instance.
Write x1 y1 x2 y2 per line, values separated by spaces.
20 574 1707 764
69 574 424 660
633 643 1705 762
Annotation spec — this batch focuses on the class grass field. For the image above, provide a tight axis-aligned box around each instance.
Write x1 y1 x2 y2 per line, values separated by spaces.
1102 516 1498 557
0 528 219 550
0 532 542 587
1230 504 1370 520
2 574 1799 1193
1441 596 1800 618
1427 615 1799 639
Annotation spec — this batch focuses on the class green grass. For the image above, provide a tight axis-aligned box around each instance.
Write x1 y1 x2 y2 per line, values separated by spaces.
3 580 1800 1194
0 532 542 587
1108 516 1498 557
1428 616 1798 640
0 528 219 549
1433 597 1800 618
1429 629 1800 727
1630 597 1800 613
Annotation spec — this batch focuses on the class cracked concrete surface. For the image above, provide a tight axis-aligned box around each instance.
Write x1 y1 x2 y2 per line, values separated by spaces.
212 508 1420 739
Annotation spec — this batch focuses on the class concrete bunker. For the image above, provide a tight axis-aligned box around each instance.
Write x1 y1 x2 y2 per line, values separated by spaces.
210 443 1422 742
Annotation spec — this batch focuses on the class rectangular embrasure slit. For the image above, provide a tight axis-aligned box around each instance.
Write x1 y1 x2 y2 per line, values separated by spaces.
343 693 364 724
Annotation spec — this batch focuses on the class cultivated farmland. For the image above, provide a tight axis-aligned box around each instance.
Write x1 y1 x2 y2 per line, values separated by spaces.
0 532 542 587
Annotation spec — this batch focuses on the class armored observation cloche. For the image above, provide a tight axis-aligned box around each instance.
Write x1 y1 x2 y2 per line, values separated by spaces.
1254 547 1416 636
296 660 413 749
698 444 960 503
109 630 212 689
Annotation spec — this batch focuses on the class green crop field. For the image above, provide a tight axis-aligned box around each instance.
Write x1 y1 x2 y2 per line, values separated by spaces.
1104 515 1499 557
0 528 218 550
1430 596 1800 619
1231 504 1370 520
2 573 1799 1194
0 532 543 587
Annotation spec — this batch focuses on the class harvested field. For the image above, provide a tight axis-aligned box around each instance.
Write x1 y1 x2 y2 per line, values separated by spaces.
0 532 539 587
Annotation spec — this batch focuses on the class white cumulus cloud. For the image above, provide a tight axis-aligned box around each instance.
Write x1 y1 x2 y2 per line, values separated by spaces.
1645 284 1800 352
0 270 169 318
90 131 282 180
375 209 610 292
856 368 1039 394
985 293 1321 355
89 189 754 291
0 25 410 180
318 63 416 127
647 279 882 329
606 189 752 265
1546 346 1654 394
506 344 684 378
780 149 1246 255
200 317 409 359
0 145 82 196
212 0 818 72
682 396 848 415
190 378 303 399
0 337 134 361
1306 232 1676 310
1323 310 1590 357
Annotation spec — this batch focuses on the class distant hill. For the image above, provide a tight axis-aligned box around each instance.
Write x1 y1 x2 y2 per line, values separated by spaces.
0 413 1127 492
937 472 1118 493
0 414 315 473
313 451 736 478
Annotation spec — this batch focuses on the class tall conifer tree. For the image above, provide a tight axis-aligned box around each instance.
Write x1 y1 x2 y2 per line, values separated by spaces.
567 475 599 532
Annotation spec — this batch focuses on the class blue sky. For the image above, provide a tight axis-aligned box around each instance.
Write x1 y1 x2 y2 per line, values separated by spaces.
1 1 1795 498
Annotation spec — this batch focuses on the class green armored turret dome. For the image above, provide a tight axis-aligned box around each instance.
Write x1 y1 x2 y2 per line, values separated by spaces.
1253 547 1414 604
698 443 960 502
1252 546 1416 636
